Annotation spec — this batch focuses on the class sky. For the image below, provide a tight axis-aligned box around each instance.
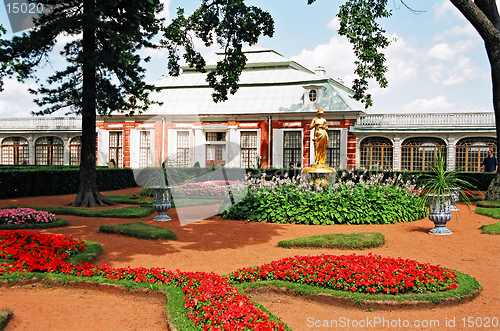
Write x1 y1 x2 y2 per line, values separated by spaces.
0 0 497 118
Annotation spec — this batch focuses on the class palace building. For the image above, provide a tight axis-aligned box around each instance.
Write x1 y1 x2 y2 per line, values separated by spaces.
0 46 496 171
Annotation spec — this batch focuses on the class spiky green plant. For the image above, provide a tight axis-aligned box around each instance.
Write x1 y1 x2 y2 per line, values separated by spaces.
419 152 475 210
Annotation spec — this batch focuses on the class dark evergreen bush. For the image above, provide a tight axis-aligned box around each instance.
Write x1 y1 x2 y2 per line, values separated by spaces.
0 167 137 198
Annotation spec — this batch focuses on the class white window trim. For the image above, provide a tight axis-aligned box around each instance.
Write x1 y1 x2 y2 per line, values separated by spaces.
130 129 155 168
168 129 193 167
107 130 124 167
273 128 303 169
97 129 109 166
237 129 261 168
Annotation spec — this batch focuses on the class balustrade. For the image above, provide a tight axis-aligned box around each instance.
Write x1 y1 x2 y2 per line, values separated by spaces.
0 117 82 130
355 113 495 128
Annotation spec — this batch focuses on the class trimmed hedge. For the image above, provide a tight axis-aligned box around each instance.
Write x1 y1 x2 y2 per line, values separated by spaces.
0 166 493 199
0 167 137 199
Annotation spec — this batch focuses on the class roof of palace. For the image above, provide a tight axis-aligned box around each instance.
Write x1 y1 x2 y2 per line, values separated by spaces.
146 46 366 116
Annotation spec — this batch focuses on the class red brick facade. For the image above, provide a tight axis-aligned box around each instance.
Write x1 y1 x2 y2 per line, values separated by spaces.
96 116 358 169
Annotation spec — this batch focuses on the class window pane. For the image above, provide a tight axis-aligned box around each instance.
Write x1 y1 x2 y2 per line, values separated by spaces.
1 137 29 165
206 132 226 141
360 137 393 170
70 136 81 166
140 131 151 168
109 132 123 167
240 131 258 168
177 131 189 167
326 130 341 168
456 137 497 172
35 136 63 165
283 131 301 167
401 138 446 171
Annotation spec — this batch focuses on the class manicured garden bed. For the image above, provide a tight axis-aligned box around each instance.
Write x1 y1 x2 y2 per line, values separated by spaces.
99 222 177 240
221 172 427 225
0 208 69 230
277 232 385 250
5 206 155 218
0 231 481 330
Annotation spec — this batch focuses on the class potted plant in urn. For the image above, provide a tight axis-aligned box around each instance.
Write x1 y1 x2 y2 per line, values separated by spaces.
133 165 172 221
419 153 474 235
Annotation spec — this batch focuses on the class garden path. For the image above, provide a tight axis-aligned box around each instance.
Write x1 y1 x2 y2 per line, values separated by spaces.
0 188 499 331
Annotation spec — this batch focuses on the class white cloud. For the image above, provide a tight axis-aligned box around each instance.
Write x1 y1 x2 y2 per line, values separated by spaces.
425 54 482 86
426 43 456 60
381 34 418 91
290 23 357 85
0 79 39 118
401 96 454 113
442 56 482 85
288 17 356 83
159 0 171 22
433 0 463 21
291 19 420 96
425 64 445 83
434 23 478 40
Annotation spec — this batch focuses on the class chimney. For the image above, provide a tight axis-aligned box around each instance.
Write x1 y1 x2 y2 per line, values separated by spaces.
315 66 326 76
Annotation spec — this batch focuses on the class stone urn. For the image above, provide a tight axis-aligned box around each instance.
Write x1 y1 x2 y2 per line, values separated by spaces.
448 187 460 211
427 194 453 235
152 186 172 221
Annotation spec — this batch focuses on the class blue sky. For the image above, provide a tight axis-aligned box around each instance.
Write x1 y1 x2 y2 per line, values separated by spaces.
0 0 497 117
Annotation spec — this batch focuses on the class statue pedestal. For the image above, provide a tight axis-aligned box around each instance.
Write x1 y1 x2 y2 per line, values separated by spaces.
301 164 336 186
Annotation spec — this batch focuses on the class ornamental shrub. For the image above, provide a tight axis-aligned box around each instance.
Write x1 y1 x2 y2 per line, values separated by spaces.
0 208 57 225
220 171 427 225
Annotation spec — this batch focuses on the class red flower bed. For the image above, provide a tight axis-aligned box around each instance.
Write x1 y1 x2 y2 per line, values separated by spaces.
0 231 460 329
229 254 458 294
0 230 84 273
0 231 284 330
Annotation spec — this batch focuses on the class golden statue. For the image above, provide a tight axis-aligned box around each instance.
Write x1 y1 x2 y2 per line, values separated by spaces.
309 107 328 165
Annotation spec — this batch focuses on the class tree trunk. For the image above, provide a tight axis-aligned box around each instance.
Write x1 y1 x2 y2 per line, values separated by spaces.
450 0 500 201
70 0 116 207
484 41 500 201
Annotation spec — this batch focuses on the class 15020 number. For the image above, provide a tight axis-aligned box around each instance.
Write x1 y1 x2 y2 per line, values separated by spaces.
461 317 498 328
5 2 44 14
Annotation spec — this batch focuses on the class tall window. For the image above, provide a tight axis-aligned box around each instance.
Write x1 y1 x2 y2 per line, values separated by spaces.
401 137 446 171
69 136 82 166
140 131 152 168
240 131 258 168
283 131 302 167
177 131 190 167
326 130 341 168
1 137 29 165
456 137 497 172
109 131 123 167
360 137 393 170
206 132 226 167
35 136 64 165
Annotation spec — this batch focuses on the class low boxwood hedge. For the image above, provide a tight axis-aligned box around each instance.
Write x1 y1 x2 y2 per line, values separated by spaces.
0 167 137 199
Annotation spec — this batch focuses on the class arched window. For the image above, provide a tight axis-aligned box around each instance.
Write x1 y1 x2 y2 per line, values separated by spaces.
401 137 446 171
360 137 393 170
35 136 64 165
456 137 496 172
1 137 29 165
70 136 82 166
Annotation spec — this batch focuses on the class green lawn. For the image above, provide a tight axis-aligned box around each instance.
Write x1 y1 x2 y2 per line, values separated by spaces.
278 232 385 250
99 222 177 240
